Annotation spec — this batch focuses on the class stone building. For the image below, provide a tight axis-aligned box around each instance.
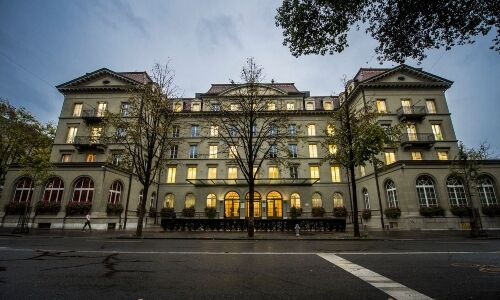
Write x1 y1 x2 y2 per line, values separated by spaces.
1 64 499 230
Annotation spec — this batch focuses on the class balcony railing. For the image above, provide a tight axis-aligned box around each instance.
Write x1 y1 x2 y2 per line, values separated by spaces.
73 136 107 152
396 105 426 121
400 133 435 149
81 109 105 123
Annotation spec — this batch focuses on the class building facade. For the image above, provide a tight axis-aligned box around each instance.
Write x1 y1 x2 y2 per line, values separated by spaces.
1 65 499 230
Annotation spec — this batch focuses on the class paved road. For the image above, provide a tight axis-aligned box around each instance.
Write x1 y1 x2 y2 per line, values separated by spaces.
0 236 499 299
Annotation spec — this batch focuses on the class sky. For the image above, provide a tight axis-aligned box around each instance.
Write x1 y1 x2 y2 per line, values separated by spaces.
1 0 499 153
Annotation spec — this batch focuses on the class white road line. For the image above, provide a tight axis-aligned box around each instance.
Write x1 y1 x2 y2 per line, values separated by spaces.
317 253 432 300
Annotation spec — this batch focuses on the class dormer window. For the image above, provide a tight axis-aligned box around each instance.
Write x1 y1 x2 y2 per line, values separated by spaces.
191 102 201 112
267 103 276 111
305 101 315 111
211 103 220 111
287 102 295 110
230 104 239 111
174 102 183 112
323 101 333 110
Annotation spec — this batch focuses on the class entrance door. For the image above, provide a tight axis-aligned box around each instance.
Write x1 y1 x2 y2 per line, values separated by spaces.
266 191 283 218
224 191 240 218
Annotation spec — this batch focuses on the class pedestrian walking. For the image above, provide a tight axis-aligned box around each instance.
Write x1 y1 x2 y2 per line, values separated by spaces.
295 223 300 237
82 213 91 231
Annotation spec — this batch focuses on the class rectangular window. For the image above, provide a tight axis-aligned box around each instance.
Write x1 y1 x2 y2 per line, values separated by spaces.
191 102 201 112
210 126 219 137
327 124 335 136
187 167 197 180
90 126 102 139
85 153 96 162
96 102 107 117
411 151 422 160
329 144 337 154
191 125 200 137
111 153 123 166
384 151 396 165
120 102 129 117
426 100 436 113
229 146 237 159
309 144 318 158
61 154 71 163
189 145 198 159
432 124 443 141
72 103 82 117
66 126 78 143
230 104 239 111
401 99 412 114
253 167 259 178
331 165 341 182
228 167 238 179
209 145 218 159
174 102 183 112
169 145 178 159
438 151 448 160
290 166 298 179
308 124 316 136
407 124 417 141
267 103 276 111
309 166 320 180
172 125 180 138
167 167 176 183
208 167 217 179
287 102 295 110
268 167 279 179
288 124 297 135
323 101 333 110
251 125 257 135
305 101 314 110
360 165 366 177
269 144 277 158
376 99 387 113
289 144 298 158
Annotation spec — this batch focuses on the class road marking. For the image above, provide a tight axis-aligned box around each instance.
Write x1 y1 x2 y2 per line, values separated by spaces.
317 253 432 300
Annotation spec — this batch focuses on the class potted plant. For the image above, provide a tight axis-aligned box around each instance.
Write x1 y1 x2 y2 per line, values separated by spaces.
290 206 302 219
419 206 445 217
311 206 325 217
148 207 157 218
361 209 371 220
160 207 176 218
384 207 401 219
65 201 92 215
35 201 61 214
333 206 347 218
205 207 217 219
482 204 500 217
450 206 471 217
182 206 195 218
106 203 124 216
4 201 29 215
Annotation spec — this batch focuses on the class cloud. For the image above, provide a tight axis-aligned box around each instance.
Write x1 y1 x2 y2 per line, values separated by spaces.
196 15 242 51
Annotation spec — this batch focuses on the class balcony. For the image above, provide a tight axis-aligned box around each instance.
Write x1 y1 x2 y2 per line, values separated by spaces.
400 133 435 149
81 109 105 124
397 106 426 122
73 136 107 152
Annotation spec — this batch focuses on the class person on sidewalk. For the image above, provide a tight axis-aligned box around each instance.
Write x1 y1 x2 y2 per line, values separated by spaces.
82 213 91 232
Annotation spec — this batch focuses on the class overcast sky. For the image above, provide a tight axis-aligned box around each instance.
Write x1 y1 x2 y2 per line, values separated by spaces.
1 0 499 153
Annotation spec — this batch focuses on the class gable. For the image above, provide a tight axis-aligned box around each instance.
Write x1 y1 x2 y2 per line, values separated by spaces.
220 85 287 96
56 68 144 92
362 65 452 86
83 75 130 87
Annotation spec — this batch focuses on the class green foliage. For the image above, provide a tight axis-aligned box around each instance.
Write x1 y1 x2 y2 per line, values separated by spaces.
35 201 61 214
160 207 176 218
482 204 500 217
419 206 445 217
205 207 217 219
182 206 195 218
4 201 28 215
275 0 499 62
65 202 92 215
361 209 371 220
106 203 124 215
311 206 325 217
450 206 472 217
290 206 302 219
384 207 401 219
333 206 347 218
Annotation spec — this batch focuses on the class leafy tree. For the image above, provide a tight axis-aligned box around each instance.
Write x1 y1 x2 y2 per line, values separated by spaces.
207 58 290 237
324 92 401 237
275 0 500 63
105 63 178 237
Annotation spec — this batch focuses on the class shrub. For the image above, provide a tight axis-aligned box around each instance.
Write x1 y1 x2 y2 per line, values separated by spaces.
182 206 195 218
384 207 401 219
160 207 176 218
419 206 445 217
333 206 347 218
148 207 157 217
450 206 472 217
290 206 302 219
66 201 92 215
311 206 325 217
482 204 500 217
106 203 124 215
205 207 217 219
4 201 28 215
35 201 61 214
362 209 371 220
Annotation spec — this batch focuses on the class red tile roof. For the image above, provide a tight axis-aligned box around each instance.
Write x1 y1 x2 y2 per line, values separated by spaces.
206 83 300 94
353 68 390 82
119 72 152 84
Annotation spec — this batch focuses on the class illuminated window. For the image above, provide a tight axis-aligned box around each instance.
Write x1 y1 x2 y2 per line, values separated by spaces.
310 166 320 180
72 177 94 202
224 191 240 218
311 192 322 207
333 192 344 207
323 101 333 110
228 167 238 179
167 167 176 183
253 167 259 178
305 101 314 110
96 102 107 117
61 154 71 163
174 102 183 112
327 124 335 136
401 99 412 114
287 102 295 110
207 167 217 179
376 99 387 113
309 144 318 158
307 124 316 136
267 103 276 111
328 144 337 154
229 146 237 159
191 102 201 112
412 151 422 160
210 126 219 137
206 193 217 208
185 193 195 208
384 151 396 165
360 165 366 177
230 104 239 111
290 193 301 208
209 145 218 158
164 193 174 208
187 167 197 180
66 126 78 143
86 153 96 162
426 100 436 113
72 103 82 117
245 192 261 218
407 124 417 141
331 165 341 182
432 124 443 141
268 167 279 179
437 151 448 160
266 191 283 218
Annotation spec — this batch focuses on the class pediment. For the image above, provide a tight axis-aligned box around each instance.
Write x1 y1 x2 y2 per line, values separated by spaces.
220 85 287 96
56 68 141 91
363 65 452 86
83 75 129 87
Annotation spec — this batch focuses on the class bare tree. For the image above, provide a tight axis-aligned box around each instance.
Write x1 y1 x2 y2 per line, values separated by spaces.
207 58 290 237
105 63 178 237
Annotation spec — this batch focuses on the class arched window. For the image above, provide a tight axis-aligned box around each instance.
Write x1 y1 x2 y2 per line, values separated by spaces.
72 177 94 202
224 191 240 218
150 192 156 208
385 179 398 208
446 177 468 207
42 177 64 202
477 175 498 206
164 193 174 208
333 192 344 207
107 181 123 204
266 191 282 218
290 193 301 208
311 192 322 207
12 177 34 202
362 188 370 209
245 192 261 218
416 175 438 207
185 193 195 208
206 193 217 208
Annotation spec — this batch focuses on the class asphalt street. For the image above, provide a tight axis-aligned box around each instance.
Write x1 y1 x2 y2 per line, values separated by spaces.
0 235 499 299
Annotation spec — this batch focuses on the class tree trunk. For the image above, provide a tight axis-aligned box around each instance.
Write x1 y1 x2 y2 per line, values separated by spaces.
349 163 360 237
248 181 255 238
136 185 149 237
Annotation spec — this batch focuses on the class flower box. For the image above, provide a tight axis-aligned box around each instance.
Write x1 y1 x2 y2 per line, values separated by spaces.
65 201 92 215
106 203 124 216
290 206 302 219
205 207 217 219
384 207 401 219
311 206 325 217
482 204 500 217
182 206 195 218
419 206 445 217
4 201 29 215
160 207 176 218
35 201 61 214
450 206 471 217
333 206 347 218
148 207 157 218
362 209 371 220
